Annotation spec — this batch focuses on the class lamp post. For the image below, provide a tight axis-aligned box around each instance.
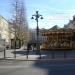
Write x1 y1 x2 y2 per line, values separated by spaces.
31 11 43 58
12 20 17 59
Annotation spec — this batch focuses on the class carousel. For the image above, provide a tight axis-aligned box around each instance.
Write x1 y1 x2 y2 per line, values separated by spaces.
41 28 74 50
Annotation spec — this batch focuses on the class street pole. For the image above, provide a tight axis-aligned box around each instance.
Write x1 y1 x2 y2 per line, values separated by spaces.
36 11 39 55
14 31 16 59
31 11 43 58
13 20 16 59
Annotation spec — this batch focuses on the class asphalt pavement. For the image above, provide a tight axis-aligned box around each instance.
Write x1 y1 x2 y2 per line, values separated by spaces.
0 48 75 75
0 59 75 75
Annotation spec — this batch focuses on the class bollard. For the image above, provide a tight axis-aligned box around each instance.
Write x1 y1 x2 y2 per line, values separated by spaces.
14 49 16 59
39 54 41 59
26 54 28 59
4 49 5 59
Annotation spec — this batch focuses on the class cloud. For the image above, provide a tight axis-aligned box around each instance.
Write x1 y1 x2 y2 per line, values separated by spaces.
26 0 75 29
27 8 75 29
57 9 75 20
66 9 75 19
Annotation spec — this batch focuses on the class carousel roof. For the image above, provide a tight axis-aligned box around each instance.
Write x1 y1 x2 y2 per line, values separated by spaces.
42 28 73 36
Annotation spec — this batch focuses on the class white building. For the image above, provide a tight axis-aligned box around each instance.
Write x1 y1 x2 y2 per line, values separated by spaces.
30 29 47 44
67 15 75 29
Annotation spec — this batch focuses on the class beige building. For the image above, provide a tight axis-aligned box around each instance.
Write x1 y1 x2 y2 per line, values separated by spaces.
0 15 13 45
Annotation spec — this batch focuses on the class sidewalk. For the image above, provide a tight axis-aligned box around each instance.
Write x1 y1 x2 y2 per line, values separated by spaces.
1 48 75 60
5 49 41 60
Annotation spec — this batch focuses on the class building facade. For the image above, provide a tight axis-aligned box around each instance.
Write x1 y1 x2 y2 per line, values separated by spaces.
67 15 75 29
0 15 11 45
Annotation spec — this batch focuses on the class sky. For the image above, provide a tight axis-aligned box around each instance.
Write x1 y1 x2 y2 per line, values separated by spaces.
0 0 75 29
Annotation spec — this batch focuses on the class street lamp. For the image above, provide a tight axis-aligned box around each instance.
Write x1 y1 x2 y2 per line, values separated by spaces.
31 11 43 57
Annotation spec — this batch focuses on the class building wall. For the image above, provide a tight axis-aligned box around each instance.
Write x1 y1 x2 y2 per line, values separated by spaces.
0 15 10 44
67 16 75 29
30 29 47 44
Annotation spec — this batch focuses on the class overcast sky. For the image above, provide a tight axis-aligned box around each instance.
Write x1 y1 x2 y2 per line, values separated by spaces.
0 0 75 29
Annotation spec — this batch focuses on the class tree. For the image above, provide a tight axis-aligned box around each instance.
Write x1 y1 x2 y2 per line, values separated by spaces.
10 0 29 46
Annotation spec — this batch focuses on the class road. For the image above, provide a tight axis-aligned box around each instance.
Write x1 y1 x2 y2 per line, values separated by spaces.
0 59 75 75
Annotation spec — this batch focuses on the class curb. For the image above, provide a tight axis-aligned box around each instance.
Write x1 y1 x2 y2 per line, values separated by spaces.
1 58 75 61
